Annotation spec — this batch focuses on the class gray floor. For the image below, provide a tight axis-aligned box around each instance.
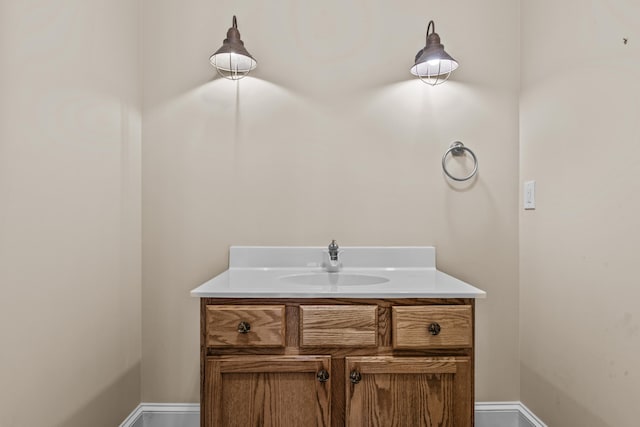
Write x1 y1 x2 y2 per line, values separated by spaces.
476 410 537 427
133 412 199 427
132 411 535 427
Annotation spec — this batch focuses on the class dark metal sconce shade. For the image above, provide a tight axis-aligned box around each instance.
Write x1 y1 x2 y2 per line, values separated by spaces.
410 20 458 85
210 16 257 80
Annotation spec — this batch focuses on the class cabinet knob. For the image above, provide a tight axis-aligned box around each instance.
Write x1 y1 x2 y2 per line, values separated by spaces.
317 369 330 383
349 370 362 384
237 321 251 334
428 322 441 336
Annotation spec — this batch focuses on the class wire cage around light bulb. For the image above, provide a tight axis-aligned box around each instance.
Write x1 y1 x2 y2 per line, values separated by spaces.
410 57 458 85
210 16 257 80
210 52 257 80
410 20 459 86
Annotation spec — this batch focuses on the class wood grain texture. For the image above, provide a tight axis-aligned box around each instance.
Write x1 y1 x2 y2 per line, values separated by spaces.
285 304 299 347
345 357 470 427
200 300 207 427
206 305 285 348
207 346 471 358
470 300 475 427
453 355 473 427
300 305 378 347
346 356 458 374
392 305 472 349
378 305 391 347
330 357 345 427
200 298 475 427
207 355 331 427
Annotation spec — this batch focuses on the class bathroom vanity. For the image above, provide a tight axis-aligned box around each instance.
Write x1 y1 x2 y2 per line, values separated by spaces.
191 246 486 427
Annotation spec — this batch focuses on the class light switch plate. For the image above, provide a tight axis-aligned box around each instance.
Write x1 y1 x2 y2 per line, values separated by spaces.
524 180 536 210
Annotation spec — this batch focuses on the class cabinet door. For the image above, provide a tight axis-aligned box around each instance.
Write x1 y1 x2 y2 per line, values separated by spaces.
345 356 471 427
206 355 331 427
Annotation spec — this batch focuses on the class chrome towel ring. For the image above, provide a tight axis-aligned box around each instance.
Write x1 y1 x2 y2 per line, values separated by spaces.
442 141 478 182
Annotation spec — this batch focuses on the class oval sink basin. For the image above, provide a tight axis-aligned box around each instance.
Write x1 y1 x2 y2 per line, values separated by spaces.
279 272 389 286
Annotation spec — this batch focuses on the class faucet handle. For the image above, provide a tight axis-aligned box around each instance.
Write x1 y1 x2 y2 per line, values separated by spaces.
328 240 339 251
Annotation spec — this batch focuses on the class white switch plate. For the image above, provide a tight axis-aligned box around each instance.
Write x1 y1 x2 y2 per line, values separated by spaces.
524 180 536 210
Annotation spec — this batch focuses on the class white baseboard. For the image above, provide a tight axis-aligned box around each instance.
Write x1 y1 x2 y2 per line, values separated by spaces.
121 402 546 427
475 402 547 427
119 404 144 427
518 402 547 427
119 403 200 427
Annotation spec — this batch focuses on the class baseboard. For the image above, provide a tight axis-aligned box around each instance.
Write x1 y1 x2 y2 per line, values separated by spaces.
119 404 144 427
475 402 547 427
518 402 547 427
119 403 200 427
121 401 546 427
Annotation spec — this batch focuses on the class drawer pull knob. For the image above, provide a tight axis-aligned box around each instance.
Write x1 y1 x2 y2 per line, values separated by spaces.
317 369 330 383
428 322 441 335
237 321 251 334
349 370 362 384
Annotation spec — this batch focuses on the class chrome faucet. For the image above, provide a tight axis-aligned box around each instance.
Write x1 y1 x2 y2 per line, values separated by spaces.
325 240 341 272
328 240 339 261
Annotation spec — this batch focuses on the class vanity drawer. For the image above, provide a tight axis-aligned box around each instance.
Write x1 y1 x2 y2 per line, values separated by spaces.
205 305 285 348
300 305 378 347
392 305 472 349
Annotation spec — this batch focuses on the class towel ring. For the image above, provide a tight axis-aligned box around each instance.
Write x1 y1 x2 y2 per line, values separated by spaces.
442 141 478 182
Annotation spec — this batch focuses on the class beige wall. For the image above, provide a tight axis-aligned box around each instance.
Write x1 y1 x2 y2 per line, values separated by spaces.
4 1 639 422
0 1 141 426
520 0 640 425
141 0 520 402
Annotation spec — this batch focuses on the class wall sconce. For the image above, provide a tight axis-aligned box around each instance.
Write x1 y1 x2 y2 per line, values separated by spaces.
209 16 257 80
410 20 458 85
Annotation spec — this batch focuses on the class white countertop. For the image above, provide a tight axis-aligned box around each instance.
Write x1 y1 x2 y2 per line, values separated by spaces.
190 246 486 299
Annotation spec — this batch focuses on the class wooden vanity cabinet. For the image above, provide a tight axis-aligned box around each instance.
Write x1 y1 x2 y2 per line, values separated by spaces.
345 356 471 426
200 298 475 427
206 355 331 426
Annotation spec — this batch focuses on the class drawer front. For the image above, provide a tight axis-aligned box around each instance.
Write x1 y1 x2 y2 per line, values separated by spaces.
300 305 378 347
206 305 285 348
392 305 472 349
